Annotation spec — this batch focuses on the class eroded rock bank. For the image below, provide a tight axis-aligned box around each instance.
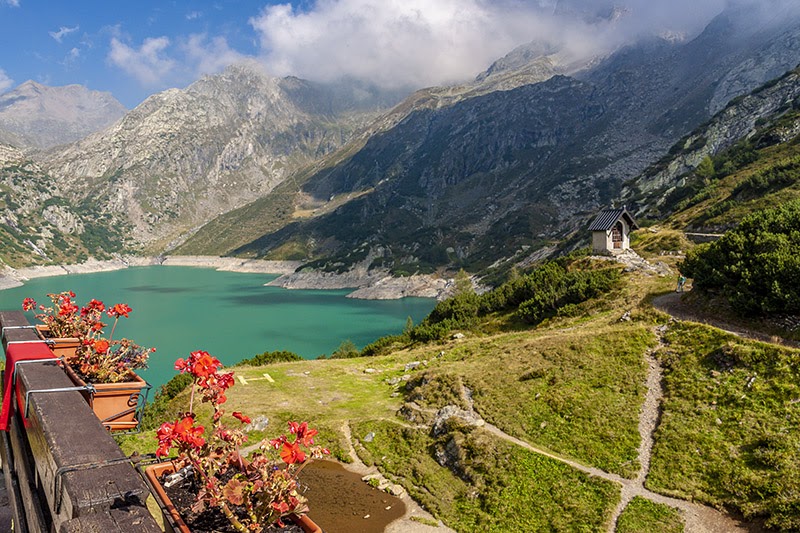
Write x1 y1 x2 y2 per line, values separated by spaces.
0 256 450 300
267 270 453 300
0 256 302 289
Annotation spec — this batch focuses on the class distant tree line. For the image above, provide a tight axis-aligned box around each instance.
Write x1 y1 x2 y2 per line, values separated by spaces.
681 200 800 316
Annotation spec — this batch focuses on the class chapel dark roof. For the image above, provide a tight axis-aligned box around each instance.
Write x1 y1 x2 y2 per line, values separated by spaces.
588 207 639 231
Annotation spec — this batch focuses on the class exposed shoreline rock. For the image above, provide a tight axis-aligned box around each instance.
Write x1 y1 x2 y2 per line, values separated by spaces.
267 269 453 300
0 255 302 290
0 255 447 300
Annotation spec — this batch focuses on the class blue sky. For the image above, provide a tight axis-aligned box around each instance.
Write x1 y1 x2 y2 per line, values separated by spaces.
0 0 732 109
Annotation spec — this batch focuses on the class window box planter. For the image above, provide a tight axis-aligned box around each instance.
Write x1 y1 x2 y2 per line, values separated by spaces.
35 324 81 359
143 462 323 533
63 364 150 431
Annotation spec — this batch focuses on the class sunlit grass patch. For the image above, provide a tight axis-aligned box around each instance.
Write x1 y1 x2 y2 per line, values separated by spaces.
352 419 619 532
649 321 800 530
415 322 655 478
616 497 683 533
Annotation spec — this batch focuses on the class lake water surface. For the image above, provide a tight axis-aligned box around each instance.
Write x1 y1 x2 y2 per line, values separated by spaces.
0 266 435 390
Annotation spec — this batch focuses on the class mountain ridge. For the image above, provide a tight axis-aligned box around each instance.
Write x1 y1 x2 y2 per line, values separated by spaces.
0 81 126 150
177 4 800 276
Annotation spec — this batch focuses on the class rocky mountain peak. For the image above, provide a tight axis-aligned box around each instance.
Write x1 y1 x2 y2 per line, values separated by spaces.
0 81 127 150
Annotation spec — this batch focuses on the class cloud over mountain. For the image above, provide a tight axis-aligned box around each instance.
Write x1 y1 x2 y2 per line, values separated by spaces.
249 0 732 88
0 69 12 92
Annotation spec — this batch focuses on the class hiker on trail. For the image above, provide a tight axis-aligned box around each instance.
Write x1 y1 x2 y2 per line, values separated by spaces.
676 275 686 293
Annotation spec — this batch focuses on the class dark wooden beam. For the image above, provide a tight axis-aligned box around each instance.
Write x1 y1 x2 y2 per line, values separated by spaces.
0 311 161 532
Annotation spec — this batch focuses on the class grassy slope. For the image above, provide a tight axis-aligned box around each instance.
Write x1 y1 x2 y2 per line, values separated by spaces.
654 105 800 233
121 262 671 531
353 419 619 532
122 245 800 530
648 322 800 530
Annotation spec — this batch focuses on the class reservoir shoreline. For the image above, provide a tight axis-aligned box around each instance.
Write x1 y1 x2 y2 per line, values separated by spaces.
0 255 453 300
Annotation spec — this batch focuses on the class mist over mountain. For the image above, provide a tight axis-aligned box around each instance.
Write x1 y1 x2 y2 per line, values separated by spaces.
173 2 800 275
3 1 800 276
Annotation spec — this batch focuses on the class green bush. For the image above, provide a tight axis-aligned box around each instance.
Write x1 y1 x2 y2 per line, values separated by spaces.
234 350 302 366
408 256 621 339
732 156 800 199
681 200 800 316
330 339 360 359
360 334 407 357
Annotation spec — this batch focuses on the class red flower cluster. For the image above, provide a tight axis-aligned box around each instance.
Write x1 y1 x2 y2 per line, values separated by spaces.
175 350 233 409
156 352 329 531
269 421 326 465
22 291 106 338
156 415 206 458
107 303 132 318
22 291 153 384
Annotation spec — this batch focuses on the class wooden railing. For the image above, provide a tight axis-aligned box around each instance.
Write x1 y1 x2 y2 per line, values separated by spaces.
0 311 161 532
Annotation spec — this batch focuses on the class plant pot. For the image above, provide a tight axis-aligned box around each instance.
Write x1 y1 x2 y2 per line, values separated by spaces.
64 364 150 431
35 325 81 360
144 463 323 533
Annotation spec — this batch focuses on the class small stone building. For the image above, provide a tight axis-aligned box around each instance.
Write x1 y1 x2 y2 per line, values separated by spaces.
588 206 638 254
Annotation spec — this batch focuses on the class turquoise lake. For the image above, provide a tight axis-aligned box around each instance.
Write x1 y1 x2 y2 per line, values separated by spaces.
0 266 435 390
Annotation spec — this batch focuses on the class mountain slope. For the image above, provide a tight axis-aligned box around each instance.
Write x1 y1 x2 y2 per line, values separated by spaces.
41 65 402 251
180 4 800 273
0 81 126 150
625 66 800 232
0 144 121 268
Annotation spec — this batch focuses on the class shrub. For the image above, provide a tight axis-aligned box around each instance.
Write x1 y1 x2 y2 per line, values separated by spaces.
330 339 360 359
681 200 800 316
409 256 621 338
234 350 302 367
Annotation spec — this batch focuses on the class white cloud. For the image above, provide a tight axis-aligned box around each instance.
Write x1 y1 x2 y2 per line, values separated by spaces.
2 0 20 7
181 34 248 76
60 47 81 69
248 0 734 89
250 0 550 88
108 36 176 86
186 11 202 20
0 68 13 92
107 33 247 88
49 25 79 43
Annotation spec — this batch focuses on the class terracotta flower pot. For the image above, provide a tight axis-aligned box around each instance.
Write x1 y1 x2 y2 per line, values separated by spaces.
35 325 81 360
144 462 323 533
64 364 149 431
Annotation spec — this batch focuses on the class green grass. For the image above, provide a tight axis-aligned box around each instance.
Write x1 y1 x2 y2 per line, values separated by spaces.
121 259 800 530
416 324 654 478
648 321 800 530
616 497 684 533
351 419 620 532
410 516 440 527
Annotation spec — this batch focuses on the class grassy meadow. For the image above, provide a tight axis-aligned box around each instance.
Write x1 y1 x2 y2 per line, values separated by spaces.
118 244 800 531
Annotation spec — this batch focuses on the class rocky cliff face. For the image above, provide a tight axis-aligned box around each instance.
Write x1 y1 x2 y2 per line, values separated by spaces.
0 81 126 150
625 67 800 211
41 65 401 251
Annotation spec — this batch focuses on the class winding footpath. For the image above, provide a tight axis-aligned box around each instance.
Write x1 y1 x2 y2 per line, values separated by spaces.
458 316 765 532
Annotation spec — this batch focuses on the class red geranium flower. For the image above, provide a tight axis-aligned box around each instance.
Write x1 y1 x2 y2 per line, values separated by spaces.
107 303 132 318
279 441 306 465
93 339 110 354
232 412 251 424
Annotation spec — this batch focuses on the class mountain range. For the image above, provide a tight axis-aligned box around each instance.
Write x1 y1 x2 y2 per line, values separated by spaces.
2 2 800 276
